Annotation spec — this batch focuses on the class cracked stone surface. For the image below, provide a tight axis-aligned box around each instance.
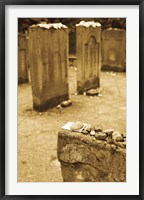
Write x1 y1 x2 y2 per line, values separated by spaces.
57 130 126 182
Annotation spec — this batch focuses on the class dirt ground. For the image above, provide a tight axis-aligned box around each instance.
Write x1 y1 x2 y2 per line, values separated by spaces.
18 71 126 182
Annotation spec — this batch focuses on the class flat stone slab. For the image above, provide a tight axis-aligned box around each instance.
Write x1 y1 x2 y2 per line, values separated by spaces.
57 130 126 182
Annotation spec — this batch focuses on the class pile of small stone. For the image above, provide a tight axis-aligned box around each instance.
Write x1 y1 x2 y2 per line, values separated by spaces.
69 121 126 148
57 100 72 109
86 88 102 96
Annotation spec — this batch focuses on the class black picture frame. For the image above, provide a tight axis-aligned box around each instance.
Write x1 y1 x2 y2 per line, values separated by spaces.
0 0 144 199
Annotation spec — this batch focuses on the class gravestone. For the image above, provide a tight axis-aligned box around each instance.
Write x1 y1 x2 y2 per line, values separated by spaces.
76 21 101 94
102 28 126 71
28 23 69 111
18 33 28 84
57 130 126 182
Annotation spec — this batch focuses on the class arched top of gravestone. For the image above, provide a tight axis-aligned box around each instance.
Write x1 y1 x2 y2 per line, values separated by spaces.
30 22 67 30
88 36 97 44
76 21 101 28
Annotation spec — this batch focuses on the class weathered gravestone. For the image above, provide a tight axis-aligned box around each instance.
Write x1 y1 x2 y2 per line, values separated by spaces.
28 23 69 111
18 33 28 84
76 21 101 94
102 28 126 71
58 130 126 182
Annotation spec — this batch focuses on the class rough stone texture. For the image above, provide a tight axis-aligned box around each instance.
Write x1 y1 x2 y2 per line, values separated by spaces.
102 28 126 72
76 22 101 94
28 24 69 111
18 33 28 84
57 130 126 182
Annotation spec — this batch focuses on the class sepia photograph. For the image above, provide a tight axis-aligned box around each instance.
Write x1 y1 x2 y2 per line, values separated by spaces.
18 17 126 183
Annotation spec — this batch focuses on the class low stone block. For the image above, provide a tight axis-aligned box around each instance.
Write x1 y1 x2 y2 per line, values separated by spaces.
57 130 126 182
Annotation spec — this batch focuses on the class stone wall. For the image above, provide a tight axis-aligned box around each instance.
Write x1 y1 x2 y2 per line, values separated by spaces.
18 33 28 84
28 23 69 111
57 130 126 182
76 21 101 94
102 28 126 71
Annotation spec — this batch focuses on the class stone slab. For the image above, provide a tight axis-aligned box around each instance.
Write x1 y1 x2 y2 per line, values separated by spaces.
18 33 28 84
28 24 69 111
76 22 101 93
102 28 126 72
57 130 126 182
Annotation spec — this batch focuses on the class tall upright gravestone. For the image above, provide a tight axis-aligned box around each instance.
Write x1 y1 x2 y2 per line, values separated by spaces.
28 23 69 111
102 28 126 71
76 21 101 94
18 33 28 84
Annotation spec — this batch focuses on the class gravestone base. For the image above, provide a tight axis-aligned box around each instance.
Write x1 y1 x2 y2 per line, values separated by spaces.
57 130 126 182
77 77 100 94
102 65 126 72
33 93 69 112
